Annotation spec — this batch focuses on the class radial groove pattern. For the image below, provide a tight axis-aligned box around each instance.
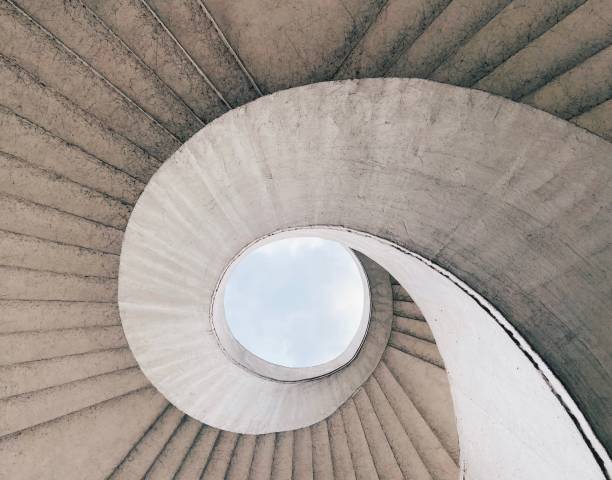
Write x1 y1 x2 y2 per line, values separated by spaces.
1 2 610 477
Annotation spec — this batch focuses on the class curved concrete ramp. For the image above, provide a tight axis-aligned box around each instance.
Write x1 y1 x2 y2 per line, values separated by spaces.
1 78 610 479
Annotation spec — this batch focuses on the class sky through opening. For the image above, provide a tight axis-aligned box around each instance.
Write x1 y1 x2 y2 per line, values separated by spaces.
224 237 365 368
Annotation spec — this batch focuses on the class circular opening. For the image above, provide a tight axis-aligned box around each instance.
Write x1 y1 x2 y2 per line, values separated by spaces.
223 237 366 368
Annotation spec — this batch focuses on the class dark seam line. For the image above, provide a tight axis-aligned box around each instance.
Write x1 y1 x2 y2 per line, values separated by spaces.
199 428 222 479
142 414 188 478
0 346 129 367
1 365 140 402
291 429 299 480
329 0 392 80
0 192 125 232
392 312 426 322
362 383 407 479
381 0 456 76
462 0 589 87
422 0 515 79
0 263 118 280
0 53 163 165
105 401 172 479
406 252 611 478
0 342 130 369
0 298 116 304
247 434 262 479
0 264 117 280
390 327 436 345
324 419 336 479
387 343 444 370
197 0 264 96
243 434 257 480
222 432 241 479
369 372 437 476
0 105 148 190
517 42 612 102
80 1 206 128
338 408 358 479
172 423 206 480
270 430 280 478
350 396 379 477
378 360 458 467
0 228 120 257
139 0 232 110
0 324 125 338
1 385 154 441
6 0 183 144
570 95 611 120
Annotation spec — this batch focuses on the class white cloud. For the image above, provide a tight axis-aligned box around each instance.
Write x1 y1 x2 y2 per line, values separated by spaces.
224 237 365 367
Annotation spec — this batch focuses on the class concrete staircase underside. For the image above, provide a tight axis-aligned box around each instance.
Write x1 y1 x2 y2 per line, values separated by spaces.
0 277 461 480
0 0 611 478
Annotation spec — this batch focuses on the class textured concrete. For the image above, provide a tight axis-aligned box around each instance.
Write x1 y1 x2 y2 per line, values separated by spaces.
0 230 457 480
313 226 609 479
311 421 334 480
363 376 435 480
120 232 393 433
0 388 168 480
1 1 611 474
248 433 276 480
117 79 609 478
174 426 219 480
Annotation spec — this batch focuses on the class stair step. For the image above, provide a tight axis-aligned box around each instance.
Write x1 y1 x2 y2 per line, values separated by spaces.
109 405 183 479
293 427 314 480
391 284 412 301
353 388 404 480
388 0 513 79
340 398 378 480
0 387 166 480
0 326 127 366
0 347 136 399
389 331 445 369
175 426 219 480
0 299 120 333
145 417 202 479
249 433 275 480
271 431 293 480
1 366 149 436
201 431 238 479
383 352 460 463
393 316 435 343
363 376 432 480
374 363 459 479
327 410 356 480
226 434 256 480
392 300 425 321
311 420 334 480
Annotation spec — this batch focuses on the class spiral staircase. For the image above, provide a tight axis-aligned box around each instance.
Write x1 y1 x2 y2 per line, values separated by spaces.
0 1 611 479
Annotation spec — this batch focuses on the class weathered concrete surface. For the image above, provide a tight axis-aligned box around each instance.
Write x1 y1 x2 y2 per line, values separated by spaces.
2 0 609 167
0 387 168 480
119 79 609 477
174 425 219 480
120 229 394 432
0 0 181 160
311 420 334 480
0 0 610 473
306 226 608 479
204 0 387 93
